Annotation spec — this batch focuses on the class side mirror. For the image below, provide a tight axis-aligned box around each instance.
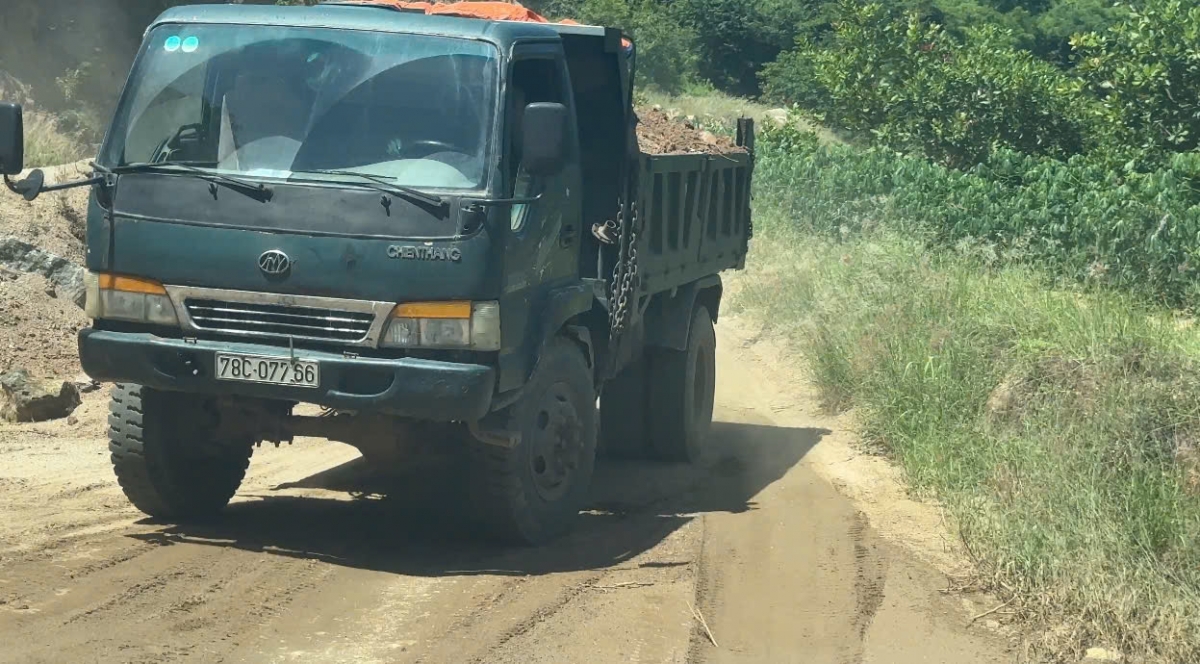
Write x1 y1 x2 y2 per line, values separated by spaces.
0 102 24 176
521 102 567 177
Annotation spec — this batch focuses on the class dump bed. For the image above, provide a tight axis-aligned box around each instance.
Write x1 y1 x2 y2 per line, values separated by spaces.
634 121 754 296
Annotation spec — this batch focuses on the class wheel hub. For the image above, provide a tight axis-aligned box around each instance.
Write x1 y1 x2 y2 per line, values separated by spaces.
529 384 582 502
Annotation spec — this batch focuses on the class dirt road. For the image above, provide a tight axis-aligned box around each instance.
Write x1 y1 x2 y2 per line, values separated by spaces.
0 318 1013 664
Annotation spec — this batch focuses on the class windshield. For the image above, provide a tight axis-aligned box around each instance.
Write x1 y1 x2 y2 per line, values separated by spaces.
100 24 499 190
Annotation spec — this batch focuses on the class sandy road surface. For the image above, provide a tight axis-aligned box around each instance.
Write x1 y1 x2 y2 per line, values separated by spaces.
0 318 1013 664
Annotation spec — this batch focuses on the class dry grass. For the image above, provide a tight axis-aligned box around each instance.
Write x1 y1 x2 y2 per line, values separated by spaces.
22 111 88 169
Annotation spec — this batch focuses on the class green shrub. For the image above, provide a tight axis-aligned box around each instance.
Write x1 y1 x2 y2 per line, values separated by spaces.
535 0 700 93
1072 0 1200 157
673 0 823 97
762 1 1100 167
757 121 1200 306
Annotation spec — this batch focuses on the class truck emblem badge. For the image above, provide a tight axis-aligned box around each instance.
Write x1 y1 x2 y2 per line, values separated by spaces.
258 249 292 276
387 245 463 262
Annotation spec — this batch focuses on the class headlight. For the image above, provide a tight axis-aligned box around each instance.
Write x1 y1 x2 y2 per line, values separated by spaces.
84 272 179 326
381 301 500 351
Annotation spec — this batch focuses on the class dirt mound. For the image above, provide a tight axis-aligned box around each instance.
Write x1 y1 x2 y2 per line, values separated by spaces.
0 164 91 380
0 271 88 379
635 107 747 156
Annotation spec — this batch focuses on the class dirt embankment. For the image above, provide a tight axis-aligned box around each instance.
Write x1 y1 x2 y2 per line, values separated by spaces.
0 163 91 380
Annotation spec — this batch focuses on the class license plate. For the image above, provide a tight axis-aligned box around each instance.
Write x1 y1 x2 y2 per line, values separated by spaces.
215 353 319 388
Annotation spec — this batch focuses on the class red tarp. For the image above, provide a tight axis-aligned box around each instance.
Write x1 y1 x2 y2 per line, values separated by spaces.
334 1 632 47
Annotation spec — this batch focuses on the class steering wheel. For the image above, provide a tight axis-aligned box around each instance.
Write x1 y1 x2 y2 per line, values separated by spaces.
404 139 466 158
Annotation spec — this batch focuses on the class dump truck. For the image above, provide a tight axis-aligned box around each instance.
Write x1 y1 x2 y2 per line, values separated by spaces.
0 0 754 545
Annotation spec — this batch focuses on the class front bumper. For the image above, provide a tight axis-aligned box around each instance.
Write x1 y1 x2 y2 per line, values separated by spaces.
79 329 495 421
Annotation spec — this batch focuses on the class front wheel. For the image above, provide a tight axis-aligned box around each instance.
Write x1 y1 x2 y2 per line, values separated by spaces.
108 384 254 520
467 338 597 545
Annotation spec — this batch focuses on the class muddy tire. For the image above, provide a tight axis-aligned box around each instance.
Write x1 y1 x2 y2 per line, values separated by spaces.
598 358 651 459
108 384 254 520
648 306 717 463
468 339 597 545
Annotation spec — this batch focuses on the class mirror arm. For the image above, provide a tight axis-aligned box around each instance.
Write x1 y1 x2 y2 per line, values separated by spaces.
39 176 106 193
3 171 105 202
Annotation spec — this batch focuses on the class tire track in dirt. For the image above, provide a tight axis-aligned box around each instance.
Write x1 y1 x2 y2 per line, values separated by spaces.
1 515 336 663
846 511 889 664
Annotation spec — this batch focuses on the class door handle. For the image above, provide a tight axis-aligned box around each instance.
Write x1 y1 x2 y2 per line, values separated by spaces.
559 224 577 245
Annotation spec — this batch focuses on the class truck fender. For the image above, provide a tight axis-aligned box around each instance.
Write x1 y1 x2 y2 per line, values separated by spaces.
644 275 722 351
487 284 595 415
537 282 596 369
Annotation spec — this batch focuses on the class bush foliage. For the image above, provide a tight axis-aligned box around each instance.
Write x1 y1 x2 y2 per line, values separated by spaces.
759 121 1200 306
754 0 1200 307
1073 1 1200 156
762 1 1100 167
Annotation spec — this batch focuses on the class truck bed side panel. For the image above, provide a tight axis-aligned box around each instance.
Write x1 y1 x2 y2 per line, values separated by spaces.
635 152 752 296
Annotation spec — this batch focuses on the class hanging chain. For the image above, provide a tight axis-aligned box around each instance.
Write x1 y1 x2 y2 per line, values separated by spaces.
608 198 639 339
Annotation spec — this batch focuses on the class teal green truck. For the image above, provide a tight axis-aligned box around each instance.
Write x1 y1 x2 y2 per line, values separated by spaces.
0 1 753 545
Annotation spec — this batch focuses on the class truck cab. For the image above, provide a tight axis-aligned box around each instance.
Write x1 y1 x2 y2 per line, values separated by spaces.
0 1 752 546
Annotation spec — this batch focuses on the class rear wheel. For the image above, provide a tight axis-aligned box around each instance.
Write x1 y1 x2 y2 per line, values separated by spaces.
598 358 651 459
648 306 717 463
467 338 597 545
108 384 254 520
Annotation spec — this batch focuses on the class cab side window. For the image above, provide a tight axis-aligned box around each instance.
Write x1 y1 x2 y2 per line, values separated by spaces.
509 57 568 232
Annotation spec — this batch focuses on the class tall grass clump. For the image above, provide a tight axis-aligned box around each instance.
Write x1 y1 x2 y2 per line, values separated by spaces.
22 111 88 169
738 133 1200 662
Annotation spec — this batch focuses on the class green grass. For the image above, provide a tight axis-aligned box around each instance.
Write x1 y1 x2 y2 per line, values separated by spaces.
731 144 1200 662
22 111 87 169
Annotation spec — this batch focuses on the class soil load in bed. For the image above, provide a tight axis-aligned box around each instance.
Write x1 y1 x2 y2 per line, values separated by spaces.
634 107 748 156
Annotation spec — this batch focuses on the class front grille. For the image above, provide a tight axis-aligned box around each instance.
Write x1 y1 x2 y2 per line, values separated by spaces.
184 298 375 343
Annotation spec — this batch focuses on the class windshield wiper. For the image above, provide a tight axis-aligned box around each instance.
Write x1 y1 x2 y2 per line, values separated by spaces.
93 161 274 201
297 169 444 208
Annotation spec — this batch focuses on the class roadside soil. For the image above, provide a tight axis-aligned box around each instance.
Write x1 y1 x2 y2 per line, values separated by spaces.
0 161 92 378
0 315 1017 664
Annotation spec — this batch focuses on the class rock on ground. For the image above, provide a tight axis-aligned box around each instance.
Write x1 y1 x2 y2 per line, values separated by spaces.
0 368 81 423
0 236 87 308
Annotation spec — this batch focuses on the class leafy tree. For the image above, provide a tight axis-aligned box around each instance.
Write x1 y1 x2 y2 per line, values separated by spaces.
1073 0 1200 156
535 0 700 93
1029 0 1118 65
673 0 825 97
763 1 1098 168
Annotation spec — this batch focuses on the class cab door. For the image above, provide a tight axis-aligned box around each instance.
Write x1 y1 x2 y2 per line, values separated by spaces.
496 45 585 392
